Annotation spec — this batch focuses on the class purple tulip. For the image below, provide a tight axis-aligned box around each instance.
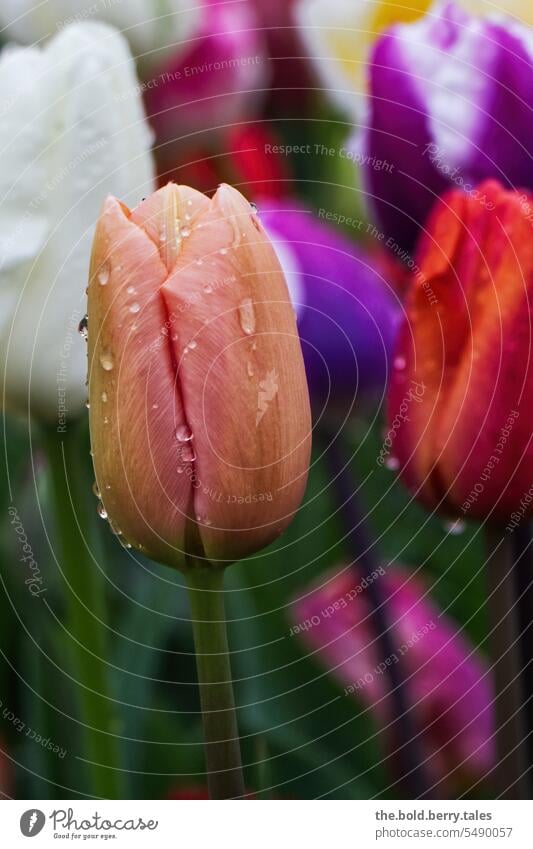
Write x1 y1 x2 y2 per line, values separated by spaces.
359 2 533 253
259 202 400 412
291 564 495 796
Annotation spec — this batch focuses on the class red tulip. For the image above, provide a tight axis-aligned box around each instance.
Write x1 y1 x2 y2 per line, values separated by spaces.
87 182 311 570
387 180 533 521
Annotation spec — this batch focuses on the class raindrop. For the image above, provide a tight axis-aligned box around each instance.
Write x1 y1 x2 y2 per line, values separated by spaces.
101 391 108 403
103 416 109 425
97 502 108 520
175 424 193 442
219 247 228 256
85 399 90 409
394 355 406 371
181 227 191 238
127 286 135 295
203 283 212 294
92 481 100 498
188 340 197 350
99 351 114 371
180 444 196 463
109 518 122 536
238 298 256 335
187 199 193 207
78 315 88 339
97 263 110 286
152 403 159 410
385 456 400 471
196 258 204 266
196 514 212 526
250 202 258 213
129 302 140 314
247 361 254 378
444 518 466 536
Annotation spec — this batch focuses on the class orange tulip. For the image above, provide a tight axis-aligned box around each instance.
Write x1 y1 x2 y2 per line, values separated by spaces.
87 183 311 569
387 179 533 522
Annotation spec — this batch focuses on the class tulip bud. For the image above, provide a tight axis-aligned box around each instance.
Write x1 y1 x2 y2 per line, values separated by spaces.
0 22 154 421
87 183 311 569
388 180 533 522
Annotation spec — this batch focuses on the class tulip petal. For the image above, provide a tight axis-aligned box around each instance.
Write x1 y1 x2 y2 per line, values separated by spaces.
161 184 312 562
88 197 195 565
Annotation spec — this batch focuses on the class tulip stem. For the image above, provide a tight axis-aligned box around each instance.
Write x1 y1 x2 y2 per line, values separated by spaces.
43 422 122 799
321 427 433 798
484 525 530 799
186 567 245 799
513 523 533 780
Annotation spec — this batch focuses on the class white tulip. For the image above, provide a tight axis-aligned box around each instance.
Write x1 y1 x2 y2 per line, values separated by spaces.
0 0 201 63
0 22 155 422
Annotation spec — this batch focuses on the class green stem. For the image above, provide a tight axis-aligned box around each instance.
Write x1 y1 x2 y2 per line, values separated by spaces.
485 525 530 799
186 567 245 799
43 422 121 799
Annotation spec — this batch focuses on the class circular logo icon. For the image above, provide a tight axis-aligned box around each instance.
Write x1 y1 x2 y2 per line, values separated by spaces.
20 810 46 837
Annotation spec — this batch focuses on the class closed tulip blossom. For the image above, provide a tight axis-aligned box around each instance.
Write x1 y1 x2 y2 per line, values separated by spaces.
291 565 494 794
259 202 401 412
145 0 267 154
0 22 154 421
388 180 533 522
87 182 311 569
359 2 533 252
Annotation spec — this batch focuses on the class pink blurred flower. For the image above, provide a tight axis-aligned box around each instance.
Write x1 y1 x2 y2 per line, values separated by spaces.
145 0 268 155
291 565 494 795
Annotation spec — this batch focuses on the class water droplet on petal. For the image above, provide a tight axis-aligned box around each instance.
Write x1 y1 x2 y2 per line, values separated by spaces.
250 202 258 213
247 361 254 378
152 402 159 410
99 351 114 371
127 286 135 295
78 315 88 339
219 247 228 256
109 518 122 536
188 340 197 350
203 283 212 294
101 391 108 403
97 263 110 286
180 444 196 462
238 298 256 335
97 502 108 520
385 456 400 471
196 258 204 266
92 481 100 498
129 302 140 314
196 514 212 526
181 227 191 238
85 399 90 409
175 424 193 442
394 355 406 371
444 518 466 536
